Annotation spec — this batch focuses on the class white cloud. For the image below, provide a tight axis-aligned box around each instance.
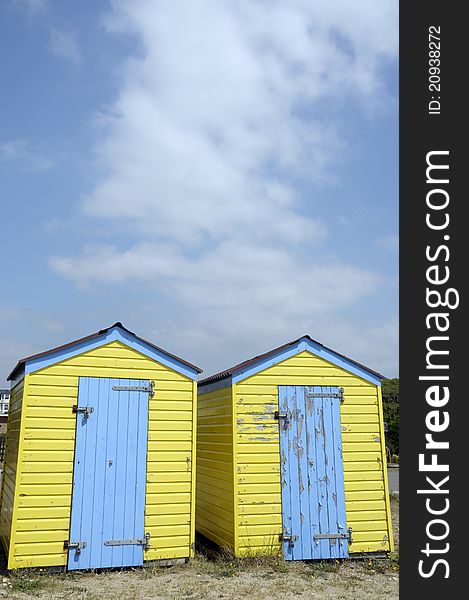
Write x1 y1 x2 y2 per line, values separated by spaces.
50 0 398 374
14 0 48 14
49 28 82 65
0 138 53 171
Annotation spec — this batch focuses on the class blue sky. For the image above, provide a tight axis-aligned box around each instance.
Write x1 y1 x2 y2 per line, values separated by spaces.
0 0 398 386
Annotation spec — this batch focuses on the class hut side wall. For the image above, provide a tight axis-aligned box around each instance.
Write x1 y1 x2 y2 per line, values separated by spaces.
0 378 25 557
196 386 235 550
234 350 393 556
6 340 195 569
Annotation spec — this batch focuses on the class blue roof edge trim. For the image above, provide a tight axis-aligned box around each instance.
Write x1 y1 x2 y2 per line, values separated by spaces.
24 325 200 380
231 338 382 386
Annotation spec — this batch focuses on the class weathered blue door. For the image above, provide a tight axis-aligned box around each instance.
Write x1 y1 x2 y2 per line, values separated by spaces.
278 386 349 560
68 377 149 570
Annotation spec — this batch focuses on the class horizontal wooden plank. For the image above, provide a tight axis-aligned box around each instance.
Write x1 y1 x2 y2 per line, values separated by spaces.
349 520 388 533
238 513 282 526
237 463 280 475
22 450 74 463
145 546 190 561
145 502 190 516
151 524 190 538
146 482 190 495
28 374 78 386
145 514 191 527
237 483 281 495
148 441 192 452
149 419 192 431
350 540 391 553
147 452 191 463
149 411 192 421
237 473 281 485
17 506 71 519
17 495 71 508
15 529 69 543
346 490 386 502
147 471 191 484
146 535 190 549
11 553 67 568
16 518 70 532
20 473 73 485
239 493 280 505
342 433 382 443
23 439 75 451
350 531 390 545
343 471 384 482
24 428 75 440
148 460 192 472
20 462 73 473
343 452 382 463
346 510 387 523
345 500 386 512
237 524 282 538
146 492 191 505
148 430 192 442
340 414 379 424
345 480 385 492
343 461 382 472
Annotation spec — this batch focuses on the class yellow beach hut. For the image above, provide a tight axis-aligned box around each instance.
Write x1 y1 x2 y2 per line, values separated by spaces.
0 322 201 570
196 335 393 560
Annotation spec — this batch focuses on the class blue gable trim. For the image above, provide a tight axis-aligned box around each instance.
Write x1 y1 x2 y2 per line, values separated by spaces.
24 326 199 380
231 338 382 386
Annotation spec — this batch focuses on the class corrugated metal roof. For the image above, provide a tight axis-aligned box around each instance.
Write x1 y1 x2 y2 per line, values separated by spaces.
7 322 202 381
199 335 385 386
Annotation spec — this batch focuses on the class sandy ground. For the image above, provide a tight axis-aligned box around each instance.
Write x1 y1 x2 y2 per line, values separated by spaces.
1 498 399 600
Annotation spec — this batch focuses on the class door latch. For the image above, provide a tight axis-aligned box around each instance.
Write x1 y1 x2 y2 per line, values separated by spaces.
64 540 87 555
72 405 94 415
274 411 290 428
279 530 298 546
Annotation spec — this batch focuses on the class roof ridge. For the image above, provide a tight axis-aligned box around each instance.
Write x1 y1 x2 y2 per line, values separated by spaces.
7 322 202 381
199 335 384 386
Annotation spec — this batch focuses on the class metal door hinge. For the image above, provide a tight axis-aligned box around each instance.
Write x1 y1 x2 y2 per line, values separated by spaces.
104 533 150 550
314 527 352 543
64 540 87 555
72 405 94 415
112 381 155 397
307 388 345 402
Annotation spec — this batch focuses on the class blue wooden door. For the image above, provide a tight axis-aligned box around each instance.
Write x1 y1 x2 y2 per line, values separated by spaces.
278 386 349 560
68 377 149 570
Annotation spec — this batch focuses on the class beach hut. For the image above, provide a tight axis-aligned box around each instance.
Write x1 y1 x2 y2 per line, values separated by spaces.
196 336 393 560
0 322 201 570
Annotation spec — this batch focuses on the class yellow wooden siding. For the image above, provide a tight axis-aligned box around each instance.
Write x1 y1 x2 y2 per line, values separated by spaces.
7 340 195 569
196 386 234 550
234 350 393 556
0 379 25 556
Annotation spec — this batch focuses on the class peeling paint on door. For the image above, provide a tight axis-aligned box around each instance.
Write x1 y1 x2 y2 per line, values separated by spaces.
278 385 349 560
